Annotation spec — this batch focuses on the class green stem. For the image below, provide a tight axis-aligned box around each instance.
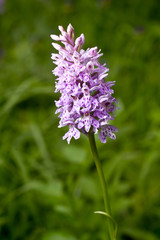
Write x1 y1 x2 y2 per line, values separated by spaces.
88 132 114 240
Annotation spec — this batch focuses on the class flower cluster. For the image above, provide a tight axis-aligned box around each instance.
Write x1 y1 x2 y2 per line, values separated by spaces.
51 24 118 144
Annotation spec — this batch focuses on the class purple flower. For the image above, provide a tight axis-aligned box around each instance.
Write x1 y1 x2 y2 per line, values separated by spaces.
51 24 118 143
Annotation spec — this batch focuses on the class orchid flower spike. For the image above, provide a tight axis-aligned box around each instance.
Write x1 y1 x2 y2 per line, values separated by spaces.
51 24 118 144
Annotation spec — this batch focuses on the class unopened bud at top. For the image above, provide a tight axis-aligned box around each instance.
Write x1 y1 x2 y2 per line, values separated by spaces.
58 25 68 39
75 34 85 52
67 23 75 42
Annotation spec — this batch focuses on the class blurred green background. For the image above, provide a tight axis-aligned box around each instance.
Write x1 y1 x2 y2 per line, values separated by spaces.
0 0 160 239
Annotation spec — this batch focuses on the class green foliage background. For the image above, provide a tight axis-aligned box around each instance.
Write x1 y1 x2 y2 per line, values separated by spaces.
0 0 160 239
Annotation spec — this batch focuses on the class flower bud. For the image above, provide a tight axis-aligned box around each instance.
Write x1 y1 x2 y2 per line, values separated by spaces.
52 43 62 51
75 34 85 52
67 23 75 42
